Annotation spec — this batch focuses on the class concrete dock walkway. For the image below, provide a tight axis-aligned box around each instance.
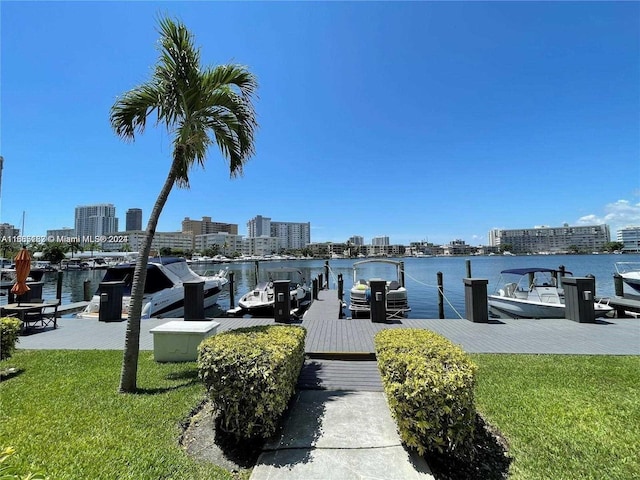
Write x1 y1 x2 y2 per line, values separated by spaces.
250 390 434 480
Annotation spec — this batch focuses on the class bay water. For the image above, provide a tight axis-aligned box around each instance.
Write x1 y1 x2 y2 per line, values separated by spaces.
9 253 638 319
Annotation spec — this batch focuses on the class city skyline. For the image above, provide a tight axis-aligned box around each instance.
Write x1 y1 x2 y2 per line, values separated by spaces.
2 2 639 245
6 199 628 248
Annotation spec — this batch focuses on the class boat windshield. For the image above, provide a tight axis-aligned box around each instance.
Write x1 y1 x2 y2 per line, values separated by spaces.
97 265 174 295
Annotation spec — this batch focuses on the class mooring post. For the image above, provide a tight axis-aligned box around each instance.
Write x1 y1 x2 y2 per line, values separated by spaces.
228 271 235 308
273 280 291 323
586 274 596 297
56 270 63 300
98 281 123 322
370 279 387 323
254 260 260 285
437 271 444 319
83 279 92 302
312 278 318 300
464 278 489 323
614 273 624 297
338 274 344 319
324 261 330 289
563 276 596 323
400 261 405 287
183 280 205 320
318 273 324 291
466 259 472 278
558 265 566 288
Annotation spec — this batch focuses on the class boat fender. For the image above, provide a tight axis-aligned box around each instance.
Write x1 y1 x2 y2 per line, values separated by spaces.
365 288 371 302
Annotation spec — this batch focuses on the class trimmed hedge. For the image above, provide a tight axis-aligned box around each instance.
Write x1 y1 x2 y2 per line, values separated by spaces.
1 317 21 361
198 325 306 440
375 329 477 456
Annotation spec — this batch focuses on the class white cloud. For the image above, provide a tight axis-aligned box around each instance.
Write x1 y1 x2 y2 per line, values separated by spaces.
577 199 640 233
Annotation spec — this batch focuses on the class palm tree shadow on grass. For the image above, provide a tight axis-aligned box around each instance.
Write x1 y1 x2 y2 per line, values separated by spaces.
136 368 200 395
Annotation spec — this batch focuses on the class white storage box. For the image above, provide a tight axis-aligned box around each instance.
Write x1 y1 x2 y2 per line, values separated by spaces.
149 320 220 362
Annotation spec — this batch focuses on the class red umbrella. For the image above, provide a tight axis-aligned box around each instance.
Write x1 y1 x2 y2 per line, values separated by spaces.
11 247 31 303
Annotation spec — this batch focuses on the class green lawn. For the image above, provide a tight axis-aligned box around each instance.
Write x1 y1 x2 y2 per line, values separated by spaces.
472 354 640 480
0 350 233 480
2 351 638 479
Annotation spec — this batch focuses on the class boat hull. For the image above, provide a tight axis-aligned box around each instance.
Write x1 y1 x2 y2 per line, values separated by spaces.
78 283 225 320
621 275 640 294
488 295 613 319
488 295 566 319
238 285 310 315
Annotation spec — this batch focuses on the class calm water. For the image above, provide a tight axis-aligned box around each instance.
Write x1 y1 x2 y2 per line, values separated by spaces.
8 253 638 319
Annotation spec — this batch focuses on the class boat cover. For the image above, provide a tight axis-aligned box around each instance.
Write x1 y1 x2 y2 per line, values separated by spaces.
500 267 573 275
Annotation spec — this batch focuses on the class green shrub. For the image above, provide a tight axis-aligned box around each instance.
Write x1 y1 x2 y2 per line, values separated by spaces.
375 329 477 456
1 317 22 361
0 446 47 479
198 325 306 440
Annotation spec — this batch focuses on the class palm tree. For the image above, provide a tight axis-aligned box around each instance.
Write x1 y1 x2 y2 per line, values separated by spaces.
110 16 258 393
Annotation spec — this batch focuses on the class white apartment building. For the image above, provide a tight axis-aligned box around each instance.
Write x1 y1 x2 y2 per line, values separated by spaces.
195 232 244 256
75 204 118 244
247 215 272 238
348 236 364 246
247 215 310 251
243 236 280 257
102 231 191 253
489 224 610 254
371 236 390 246
617 226 640 253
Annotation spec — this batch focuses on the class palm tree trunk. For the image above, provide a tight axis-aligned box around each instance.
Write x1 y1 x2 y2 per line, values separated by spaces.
118 157 180 393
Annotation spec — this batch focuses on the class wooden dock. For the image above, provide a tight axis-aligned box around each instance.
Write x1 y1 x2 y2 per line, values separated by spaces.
56 301 89 317
597 294 640 318
16 288 639 356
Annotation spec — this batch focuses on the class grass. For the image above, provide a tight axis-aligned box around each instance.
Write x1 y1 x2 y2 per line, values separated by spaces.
0 350 234 480
2 351 639 479
472 354 640 480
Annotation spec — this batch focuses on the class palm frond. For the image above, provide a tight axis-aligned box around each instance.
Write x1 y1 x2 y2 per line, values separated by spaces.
110 83 162 140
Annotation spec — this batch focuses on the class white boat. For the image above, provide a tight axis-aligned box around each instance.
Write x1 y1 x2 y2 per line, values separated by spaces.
61 259 89 270
238 267 311 316
349 259 410 318
77 257 228 319
614 262 640 294
488 267 613 318
0 267 46 288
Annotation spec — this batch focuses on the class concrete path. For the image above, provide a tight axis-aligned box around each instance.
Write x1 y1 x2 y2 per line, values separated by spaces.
250 390 434 480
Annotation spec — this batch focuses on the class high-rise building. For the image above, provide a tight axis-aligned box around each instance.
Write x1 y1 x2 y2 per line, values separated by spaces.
371 236 390 246
247 215 271 238
271 221 310 250
247 215 310 251
74 204 118 243
348 236 364 246
126 208 143 231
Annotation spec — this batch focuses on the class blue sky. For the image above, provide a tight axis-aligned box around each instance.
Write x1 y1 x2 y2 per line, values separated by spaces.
2 1 639 246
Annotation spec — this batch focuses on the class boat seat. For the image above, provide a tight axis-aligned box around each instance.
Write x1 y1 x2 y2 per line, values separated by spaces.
388 280 400 290
503 283 517 297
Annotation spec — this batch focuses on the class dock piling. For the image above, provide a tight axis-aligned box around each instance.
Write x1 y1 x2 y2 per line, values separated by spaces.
273 280 291 323
228 272 235 309
464 278 489 323
437 271 444 319
370 279 387 323
183 280 205 320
